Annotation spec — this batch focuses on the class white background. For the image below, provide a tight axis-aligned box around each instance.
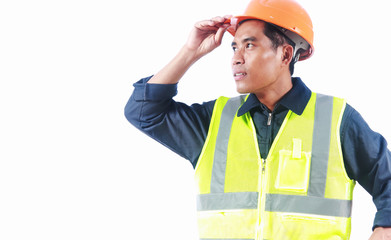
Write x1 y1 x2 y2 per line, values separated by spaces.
0 0 390 239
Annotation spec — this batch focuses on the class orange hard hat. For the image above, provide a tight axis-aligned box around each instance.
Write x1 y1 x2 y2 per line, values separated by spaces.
227 0 314 61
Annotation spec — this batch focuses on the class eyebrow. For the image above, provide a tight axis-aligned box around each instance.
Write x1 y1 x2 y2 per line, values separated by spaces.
231 36 257 46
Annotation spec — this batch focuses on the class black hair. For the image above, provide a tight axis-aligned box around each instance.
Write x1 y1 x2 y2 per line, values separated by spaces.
263 22 296 75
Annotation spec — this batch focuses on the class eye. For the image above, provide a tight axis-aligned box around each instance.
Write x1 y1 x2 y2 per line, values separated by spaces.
232 46 237 52
246 43 254 48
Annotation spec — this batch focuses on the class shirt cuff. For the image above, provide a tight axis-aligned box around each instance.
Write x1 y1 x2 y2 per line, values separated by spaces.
373 208 391 230
132 75 178 101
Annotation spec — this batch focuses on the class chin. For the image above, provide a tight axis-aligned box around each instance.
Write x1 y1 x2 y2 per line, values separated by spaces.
236 88 250 94
235 84 250 94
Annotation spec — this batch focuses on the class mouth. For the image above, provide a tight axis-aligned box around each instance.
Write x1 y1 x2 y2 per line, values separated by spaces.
233 72 247 81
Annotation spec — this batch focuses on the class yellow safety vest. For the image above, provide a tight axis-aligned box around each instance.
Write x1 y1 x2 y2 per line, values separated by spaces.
194 93 356 240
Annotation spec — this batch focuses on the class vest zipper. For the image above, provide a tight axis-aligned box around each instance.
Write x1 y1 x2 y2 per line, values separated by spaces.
260 112 272 239
258 110 292 240
258 157 268 240
267 112 272 126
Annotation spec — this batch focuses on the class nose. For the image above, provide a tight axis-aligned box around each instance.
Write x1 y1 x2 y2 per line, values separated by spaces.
232 51 244 65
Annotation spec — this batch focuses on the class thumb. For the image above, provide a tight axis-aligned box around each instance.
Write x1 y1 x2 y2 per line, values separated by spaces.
214 24 230 46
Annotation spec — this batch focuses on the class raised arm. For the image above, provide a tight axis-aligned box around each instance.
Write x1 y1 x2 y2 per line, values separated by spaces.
125 16 231 166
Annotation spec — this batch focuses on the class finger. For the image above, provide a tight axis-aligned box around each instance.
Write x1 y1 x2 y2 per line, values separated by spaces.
198 16 229 27
194 21 222 33
195 19 219 28
211 16 233 26
214 24 229 45
194 16 232 34
210 16 227 23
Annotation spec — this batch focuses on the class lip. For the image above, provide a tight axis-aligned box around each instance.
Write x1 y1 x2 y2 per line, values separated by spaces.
233 71 247 81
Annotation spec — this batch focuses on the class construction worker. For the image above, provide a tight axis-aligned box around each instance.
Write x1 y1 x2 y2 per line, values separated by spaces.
124 0 391 239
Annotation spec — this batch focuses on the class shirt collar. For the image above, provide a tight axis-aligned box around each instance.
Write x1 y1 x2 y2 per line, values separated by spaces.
237 77 312 116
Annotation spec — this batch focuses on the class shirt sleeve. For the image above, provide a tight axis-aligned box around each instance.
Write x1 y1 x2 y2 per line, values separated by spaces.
341 104 391 229
124 76 215 167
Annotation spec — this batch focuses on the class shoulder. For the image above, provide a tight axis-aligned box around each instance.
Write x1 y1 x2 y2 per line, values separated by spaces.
340 104 367 136
214 95 248 113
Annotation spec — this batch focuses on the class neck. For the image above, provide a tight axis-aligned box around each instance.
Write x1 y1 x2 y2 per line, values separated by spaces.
255 76 293 111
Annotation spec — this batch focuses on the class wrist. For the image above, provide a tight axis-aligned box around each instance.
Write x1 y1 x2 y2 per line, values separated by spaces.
179 44 202 65
148 45 199 85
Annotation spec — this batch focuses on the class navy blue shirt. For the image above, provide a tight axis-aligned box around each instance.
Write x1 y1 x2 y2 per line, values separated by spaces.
125 76 391 229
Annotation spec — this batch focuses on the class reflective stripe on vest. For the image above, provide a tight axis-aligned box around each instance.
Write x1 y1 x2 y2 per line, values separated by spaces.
197 94 351 217
210 96 245 193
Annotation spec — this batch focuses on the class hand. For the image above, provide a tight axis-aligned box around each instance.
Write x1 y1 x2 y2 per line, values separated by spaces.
369 227 391 240
185 16 231 61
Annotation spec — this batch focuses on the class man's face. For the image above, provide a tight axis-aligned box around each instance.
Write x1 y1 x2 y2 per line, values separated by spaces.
231 20 284 95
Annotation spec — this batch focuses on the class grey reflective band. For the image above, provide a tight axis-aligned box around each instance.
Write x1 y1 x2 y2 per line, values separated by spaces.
265 194 352 218
210 96 245 193
197 192 259 211
308 94 334 197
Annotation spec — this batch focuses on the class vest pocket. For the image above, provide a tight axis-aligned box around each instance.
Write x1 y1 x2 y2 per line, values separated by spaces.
275 147 311 193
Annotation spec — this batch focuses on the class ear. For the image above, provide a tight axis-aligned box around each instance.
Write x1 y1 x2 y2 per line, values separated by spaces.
281 44 294 67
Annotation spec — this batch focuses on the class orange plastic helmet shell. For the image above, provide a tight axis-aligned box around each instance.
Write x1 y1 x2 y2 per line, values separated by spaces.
227 0 314 61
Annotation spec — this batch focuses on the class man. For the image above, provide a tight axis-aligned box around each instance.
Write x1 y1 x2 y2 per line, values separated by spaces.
125 0 391 239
